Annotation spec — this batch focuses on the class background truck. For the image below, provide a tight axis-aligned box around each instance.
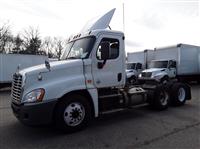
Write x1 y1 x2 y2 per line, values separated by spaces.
139 44 200 83
11 8 191 133
0 54 48 88
126 62 142 84
127 50 154 69
126 50 154 84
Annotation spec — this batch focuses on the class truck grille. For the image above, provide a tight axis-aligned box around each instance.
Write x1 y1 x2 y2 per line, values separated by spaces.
11 73 22 104
141 72 152 77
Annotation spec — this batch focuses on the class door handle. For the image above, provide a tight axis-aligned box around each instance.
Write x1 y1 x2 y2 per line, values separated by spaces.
117 73 122 82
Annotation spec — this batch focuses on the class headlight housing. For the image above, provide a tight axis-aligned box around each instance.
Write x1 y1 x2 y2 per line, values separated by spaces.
23 88 45 103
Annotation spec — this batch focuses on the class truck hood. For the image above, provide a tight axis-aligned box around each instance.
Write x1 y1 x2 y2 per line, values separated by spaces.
126 69 137 73
19 59 83 76
142 68 166 73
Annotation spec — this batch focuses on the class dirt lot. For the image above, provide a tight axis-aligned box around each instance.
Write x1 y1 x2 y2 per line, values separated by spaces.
0 85 200 149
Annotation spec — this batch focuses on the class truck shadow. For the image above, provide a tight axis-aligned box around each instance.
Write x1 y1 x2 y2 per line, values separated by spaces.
6 104 150 134
2 102 197 149
6 103 192 135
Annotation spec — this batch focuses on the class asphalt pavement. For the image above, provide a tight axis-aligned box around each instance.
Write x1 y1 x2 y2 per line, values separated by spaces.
0 85 200 149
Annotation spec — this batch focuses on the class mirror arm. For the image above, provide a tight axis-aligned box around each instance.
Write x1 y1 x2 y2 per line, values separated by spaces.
98 60 107 69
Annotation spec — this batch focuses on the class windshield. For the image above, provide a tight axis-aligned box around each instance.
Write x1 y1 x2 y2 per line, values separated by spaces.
126 63 136 69
149 61 168 68
61 36 96 60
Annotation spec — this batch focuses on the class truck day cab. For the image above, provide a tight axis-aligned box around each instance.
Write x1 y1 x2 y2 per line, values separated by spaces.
11 9 191 133
126 62 142 84
126 50 154 84
139 44 200 83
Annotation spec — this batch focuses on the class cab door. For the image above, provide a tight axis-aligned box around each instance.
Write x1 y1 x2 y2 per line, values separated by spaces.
91 34 125 88
168 60 177 78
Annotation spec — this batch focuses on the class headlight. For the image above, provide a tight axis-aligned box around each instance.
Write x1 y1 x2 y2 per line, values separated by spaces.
23 88 45 103
139 74 142 77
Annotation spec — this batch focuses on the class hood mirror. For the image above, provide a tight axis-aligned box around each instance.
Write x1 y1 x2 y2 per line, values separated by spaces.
45 60 51 71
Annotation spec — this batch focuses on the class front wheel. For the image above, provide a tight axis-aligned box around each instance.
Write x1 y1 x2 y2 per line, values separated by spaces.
54 94 92 133
148 85 170 110
128 76 136 84
171 83 187 106
160 76 169 84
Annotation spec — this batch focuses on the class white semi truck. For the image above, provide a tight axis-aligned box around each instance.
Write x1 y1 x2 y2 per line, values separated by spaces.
126 50 154 84
11 9 191 133
126 62 142 84
0 54 48 88
139 44 200 83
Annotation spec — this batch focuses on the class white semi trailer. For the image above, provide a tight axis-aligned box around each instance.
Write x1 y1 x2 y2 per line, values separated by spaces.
11 9 191 133
0 54 48 88
139 44 200 83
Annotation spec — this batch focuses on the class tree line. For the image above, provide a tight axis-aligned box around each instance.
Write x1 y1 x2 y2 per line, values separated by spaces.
0 23 68 60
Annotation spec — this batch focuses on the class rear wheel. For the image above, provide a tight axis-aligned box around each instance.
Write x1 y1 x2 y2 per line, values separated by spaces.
55 94 92 133
171 83 187 106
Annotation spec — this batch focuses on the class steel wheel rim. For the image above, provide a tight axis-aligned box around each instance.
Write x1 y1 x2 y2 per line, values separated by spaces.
178 88 186 102
63 102 85 127
160 91 169 106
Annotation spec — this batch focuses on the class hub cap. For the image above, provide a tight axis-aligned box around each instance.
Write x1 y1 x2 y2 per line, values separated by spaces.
63 102 85 127
178 88 186 102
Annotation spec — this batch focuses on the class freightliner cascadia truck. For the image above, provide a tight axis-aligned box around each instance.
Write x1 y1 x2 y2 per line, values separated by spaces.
11 9 191 133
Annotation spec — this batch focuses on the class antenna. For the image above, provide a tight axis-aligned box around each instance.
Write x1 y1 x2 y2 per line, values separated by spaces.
123 3 125 33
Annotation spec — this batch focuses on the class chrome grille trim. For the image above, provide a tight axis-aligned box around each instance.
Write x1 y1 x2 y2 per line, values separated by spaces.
11 73 22 104
141 72 152 78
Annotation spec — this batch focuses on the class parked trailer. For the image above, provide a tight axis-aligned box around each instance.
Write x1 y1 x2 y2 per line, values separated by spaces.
0 54 48 88
140 44 200 83
11 9 191 133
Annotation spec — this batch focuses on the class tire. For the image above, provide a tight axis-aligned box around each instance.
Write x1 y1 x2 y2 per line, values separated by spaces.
54 94 92 133
160 76 169 84
128 76 136 84
171 83 187 106
148 85 170 110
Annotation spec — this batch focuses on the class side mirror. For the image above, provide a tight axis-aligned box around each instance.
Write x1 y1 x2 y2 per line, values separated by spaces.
100 41 110 60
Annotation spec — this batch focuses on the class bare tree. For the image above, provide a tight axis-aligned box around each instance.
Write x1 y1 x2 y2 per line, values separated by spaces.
0 23 13 53
22 27 42 55
54 37 64 60
12 34 23 54
41 36 56 58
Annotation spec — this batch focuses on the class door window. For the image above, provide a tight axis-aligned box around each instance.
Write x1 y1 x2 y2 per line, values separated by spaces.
97 38 119 60
136 63 142 69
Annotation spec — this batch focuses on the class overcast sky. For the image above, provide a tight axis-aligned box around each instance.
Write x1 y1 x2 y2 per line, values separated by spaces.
0 0 200 52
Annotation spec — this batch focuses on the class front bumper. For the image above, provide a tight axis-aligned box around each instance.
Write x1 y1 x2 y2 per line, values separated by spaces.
138 77 160 83
11 99 57 125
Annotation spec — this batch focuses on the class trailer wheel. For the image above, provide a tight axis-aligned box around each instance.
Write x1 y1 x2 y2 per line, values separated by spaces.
171 83 187 106
148 85 170 110
55 94 92 133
